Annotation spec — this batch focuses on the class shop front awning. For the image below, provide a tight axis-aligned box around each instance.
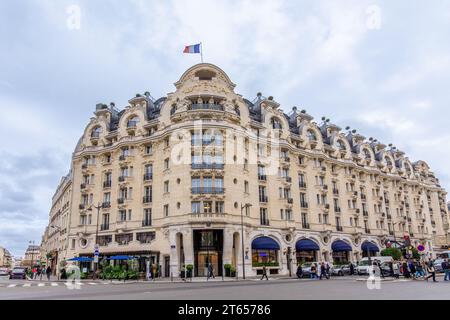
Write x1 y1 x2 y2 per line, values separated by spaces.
107 255 134 261
252 237 280 250
296 239 320 251
332 240 352 252
67 257 94 262
361 241 379 252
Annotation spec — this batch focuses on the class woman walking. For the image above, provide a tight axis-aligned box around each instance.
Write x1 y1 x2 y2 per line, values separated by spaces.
425 262 437 282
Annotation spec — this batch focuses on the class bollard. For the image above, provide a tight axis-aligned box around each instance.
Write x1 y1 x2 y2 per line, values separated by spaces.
171 272 173 282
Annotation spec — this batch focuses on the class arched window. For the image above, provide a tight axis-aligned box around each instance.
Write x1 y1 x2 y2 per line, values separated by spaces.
271 117 282 130
127 116 140 128
91 126 102 138
386 157 392 166
363 148 371 160
336 140 346 151
307 130 317 142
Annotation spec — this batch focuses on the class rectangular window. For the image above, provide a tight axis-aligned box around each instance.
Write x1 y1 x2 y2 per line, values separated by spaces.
119 210 127 222
164 158 170 170
143 208 152 226
260 208 269 225
164 181 169 193
192 202 201 214
215 201 224 214
164 204 169 217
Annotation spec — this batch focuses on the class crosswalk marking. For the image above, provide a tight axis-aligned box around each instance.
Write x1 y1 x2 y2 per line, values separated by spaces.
23 284 31 287
51 283 59 287
88 282 97 285
7 284 17 288
38 283 45 287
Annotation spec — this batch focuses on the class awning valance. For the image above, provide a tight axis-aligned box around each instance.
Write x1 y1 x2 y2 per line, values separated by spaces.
332 240 352 252
252 237 280 250
361 241 379 252
296 239 320 251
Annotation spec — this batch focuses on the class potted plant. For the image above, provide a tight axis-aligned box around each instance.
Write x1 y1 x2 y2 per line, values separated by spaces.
180 265 186 279
185 264 194 279
230 265 236 277
224 264 232 277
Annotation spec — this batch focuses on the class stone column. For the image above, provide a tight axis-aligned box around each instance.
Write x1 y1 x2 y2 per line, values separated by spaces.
169 231 179 278
222 229 234 267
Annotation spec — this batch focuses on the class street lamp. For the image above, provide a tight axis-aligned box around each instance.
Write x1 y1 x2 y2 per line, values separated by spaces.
240 203 252 280
29 240 35 269
88 202 103 280
50 225 62 279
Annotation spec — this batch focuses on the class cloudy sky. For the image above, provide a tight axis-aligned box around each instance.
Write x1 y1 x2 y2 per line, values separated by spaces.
1 0 449 257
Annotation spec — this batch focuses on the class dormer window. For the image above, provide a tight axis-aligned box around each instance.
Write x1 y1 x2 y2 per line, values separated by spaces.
307 130 317 142
271 118 282 130
336 140 346 151
91 126 102 138
127 116 139 128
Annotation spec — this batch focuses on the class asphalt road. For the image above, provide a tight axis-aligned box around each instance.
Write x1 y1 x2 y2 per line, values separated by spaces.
0 275 449 300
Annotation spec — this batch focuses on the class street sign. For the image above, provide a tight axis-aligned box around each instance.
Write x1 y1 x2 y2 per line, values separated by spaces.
417 244 425 252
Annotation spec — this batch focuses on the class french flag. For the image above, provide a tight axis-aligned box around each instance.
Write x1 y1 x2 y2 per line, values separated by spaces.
183 43 201 54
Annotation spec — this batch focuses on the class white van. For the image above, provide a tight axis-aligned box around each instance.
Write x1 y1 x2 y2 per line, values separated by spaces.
356 256 393 275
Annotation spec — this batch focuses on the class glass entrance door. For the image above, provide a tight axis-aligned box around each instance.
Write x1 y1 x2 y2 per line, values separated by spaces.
196 251 219 277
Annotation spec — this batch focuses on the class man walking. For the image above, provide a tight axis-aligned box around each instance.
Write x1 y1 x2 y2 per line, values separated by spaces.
319 262 329 280
46 266 52 281
349 262 355 276
260 265 269 281
442 259 449 281
207 263 215 280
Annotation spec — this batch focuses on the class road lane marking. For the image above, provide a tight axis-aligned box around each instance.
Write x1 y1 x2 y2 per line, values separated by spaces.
23 284 31 287
51 283 59 287
88 283 98 285
7 284 17 288
38 283 45 287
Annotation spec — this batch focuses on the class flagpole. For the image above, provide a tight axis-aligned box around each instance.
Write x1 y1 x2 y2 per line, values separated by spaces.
200 42 204 63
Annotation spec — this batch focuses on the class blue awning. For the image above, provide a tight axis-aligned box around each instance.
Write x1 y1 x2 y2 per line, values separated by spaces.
107 255 133 260
252 237 280 250
361 241 379 252
332 240 352 252
296 239 320 251
67 257 93 262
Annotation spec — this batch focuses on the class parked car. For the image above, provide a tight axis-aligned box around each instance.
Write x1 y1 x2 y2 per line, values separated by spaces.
356 256 393 275
331 263 357 276
0 267 10 276
9 267 28 279
299 262 319 278
433 259 445 273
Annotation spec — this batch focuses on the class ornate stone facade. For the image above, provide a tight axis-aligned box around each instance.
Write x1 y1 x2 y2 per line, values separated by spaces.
43 63 450 277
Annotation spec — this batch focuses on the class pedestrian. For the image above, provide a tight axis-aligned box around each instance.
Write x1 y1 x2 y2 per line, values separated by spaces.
415 261 424 278
207 263 215 280
402 261 410 278
392 262 400 279
325 262 331 278
60 268 67 280
349 262 355 276
260 265 269 281
46 266 52 281
151 263 157 281
425 262 437 282
409 260 417 280
442 258 450 281
319 262 329 280
296 264 303 279
310 263 317 279
377 261 385 279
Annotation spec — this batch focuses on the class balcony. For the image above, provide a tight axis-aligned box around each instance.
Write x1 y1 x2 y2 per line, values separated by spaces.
362 210 368 217
191 187 225 195
336 226 343 232
364 229 371 234
143 196 152 204
258 174 267 181
81 163 88 170
299 182 307 189
302 223 310 229
103 181 112 189
300 202 309 209
118 176 126 182
142 220 152 227
191 163 224 170
283 176 292 183
260 219 270 226
79 204 86 210
260 196 269 203
143 173 153 181
117 198 125 204
281 156 290 163
80 183 87 190
102 202 111 209
189 103 224 111
335 207 342 214
100 224 109 231
387 214 392 220
361 194 367 201
287 198 294 204
333 189 339 196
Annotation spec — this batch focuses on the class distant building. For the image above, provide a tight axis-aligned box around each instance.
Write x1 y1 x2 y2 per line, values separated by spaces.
0 247 13 267
22 245 41 267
